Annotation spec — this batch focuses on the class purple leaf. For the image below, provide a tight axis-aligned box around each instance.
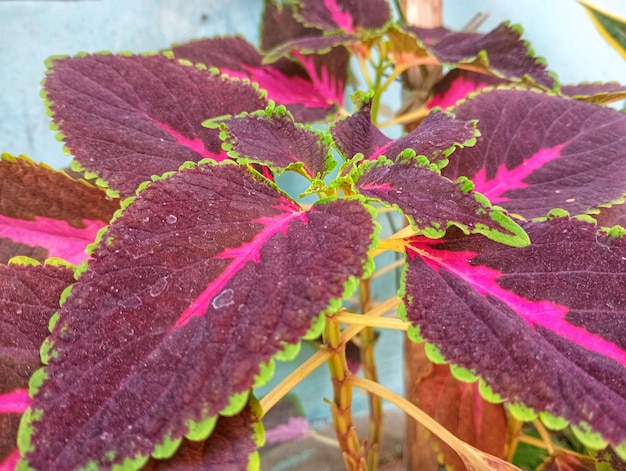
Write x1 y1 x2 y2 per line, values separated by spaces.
355 158 529 246
144 398 263 471
408 26 454 45
402 216 626 447
172 37 348 123
561 82 626 105
261 34 358 63
444 88 626 219
294 0 390 32
21 163 375 470
262 0 315 53
331 96 478 164
44 53 268 197
400 23 556 89
0 260 74 467
260 0 350 124
427 69 506 111
214 104 334 178
0 154 118 264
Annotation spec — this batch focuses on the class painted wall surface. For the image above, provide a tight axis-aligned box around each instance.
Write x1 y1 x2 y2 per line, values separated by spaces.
1 0 624 423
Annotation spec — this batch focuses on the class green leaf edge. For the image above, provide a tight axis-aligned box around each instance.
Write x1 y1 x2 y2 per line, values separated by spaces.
42 51 269 200
261 33 362 65
21 158 378 469
394 22 559 92
397 236 624 451
352 156 530 248
206 101 337 180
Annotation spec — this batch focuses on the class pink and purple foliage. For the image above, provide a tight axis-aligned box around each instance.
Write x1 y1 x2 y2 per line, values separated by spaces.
20 164 374 470
1 0 626 469
0 263 74 469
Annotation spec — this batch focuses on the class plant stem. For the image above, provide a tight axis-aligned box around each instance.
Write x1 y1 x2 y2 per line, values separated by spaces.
371 258 404 280
506 418 525 461
358 281 382 471
259 348 331 416
370 238 407 256
350 376 517 470
532 419 556 455
341 297 402 344
517 432 588 459
378 106 430 129
323 313 366 470
335 312 408 330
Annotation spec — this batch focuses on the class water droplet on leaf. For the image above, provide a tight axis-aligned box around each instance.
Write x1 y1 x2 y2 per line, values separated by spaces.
212 289 234 310
237 304 249 314
149 277 168 297
118 294 142 309
166 214 177 224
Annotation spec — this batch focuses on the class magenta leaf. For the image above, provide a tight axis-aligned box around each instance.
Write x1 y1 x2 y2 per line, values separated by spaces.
0 260 74 468
428 70 626 111
402 216 626 448
44 53 268 197
444 88 626 219
426 69 507 111
210 103 334 179
144 398 263 471
294 0 390 32
0 154 118 265
331 96 479 165
20 162 375 470
355 158 529 247
172 35 349 123
398 23 555 89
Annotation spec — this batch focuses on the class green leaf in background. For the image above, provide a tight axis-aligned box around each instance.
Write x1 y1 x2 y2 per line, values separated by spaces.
579 0 626 59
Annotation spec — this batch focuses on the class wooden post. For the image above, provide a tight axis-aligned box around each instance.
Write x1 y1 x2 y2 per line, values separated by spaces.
399 3 444 469
401 0 442 29
397 0 443 132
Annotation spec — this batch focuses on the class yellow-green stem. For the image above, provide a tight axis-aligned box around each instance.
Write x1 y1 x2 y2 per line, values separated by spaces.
506 418 525 461
335 312 408 330
359 280 382 471
350 376 517 470
259 348 331 417
369 46 390 125
532 419 556 455
259 298 402 418
324 314 366 470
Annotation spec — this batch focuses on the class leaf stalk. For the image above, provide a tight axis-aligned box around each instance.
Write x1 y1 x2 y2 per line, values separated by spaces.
358 280 382 471
323 313 366 470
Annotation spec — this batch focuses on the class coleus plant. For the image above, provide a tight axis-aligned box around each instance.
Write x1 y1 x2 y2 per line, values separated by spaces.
1 1 626 470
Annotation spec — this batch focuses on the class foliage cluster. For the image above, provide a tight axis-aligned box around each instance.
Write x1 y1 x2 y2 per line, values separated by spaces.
1 1 626 470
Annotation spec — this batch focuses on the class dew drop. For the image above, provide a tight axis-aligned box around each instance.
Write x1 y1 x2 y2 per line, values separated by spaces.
212 289 234 310
149 277 168 297
141 216 150 223
166 214 177 224
118 294 142 309
237 304 249 314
